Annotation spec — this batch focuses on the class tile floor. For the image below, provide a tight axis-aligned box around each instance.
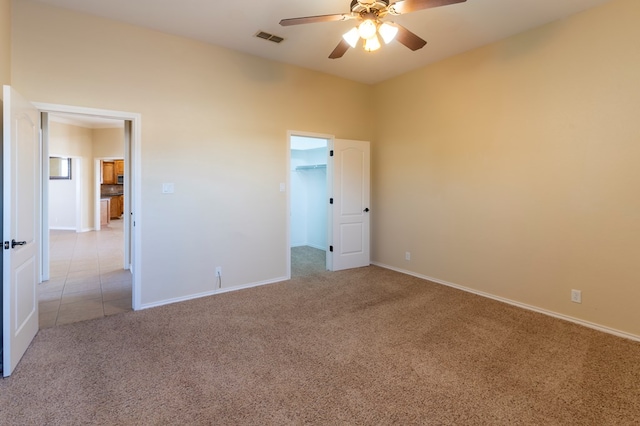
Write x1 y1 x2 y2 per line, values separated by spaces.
38 219 132 328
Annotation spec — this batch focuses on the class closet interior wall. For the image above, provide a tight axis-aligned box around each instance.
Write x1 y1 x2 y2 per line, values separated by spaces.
290 147 327 250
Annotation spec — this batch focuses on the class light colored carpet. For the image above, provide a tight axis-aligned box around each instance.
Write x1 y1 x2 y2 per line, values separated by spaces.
291 245 326 278
1 266 639 424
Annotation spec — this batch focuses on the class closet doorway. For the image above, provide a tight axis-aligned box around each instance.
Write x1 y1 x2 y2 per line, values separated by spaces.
290 135 330 278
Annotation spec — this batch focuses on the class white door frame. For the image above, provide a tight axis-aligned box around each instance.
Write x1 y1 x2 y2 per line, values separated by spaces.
286 130 334 278
34 102 142 310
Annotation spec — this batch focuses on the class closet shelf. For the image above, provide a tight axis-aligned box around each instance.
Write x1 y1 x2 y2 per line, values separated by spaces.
295 164 326 171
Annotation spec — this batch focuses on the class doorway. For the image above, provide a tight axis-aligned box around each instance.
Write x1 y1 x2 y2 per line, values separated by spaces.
40 112 132 327
35 102 141 318
289 134 330 278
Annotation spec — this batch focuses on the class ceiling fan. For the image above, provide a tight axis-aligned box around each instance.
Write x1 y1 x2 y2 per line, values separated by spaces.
279 0 467 59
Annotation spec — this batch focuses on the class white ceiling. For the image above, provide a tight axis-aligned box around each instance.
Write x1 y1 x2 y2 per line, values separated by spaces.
36 0 611 85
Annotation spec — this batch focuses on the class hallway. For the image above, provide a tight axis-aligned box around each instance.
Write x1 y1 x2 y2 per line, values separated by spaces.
38 219 132 328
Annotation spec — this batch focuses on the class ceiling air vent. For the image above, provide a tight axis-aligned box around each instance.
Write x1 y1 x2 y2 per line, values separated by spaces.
255 31 284 44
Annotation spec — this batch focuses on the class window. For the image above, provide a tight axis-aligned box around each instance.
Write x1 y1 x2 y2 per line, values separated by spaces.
49 157 72 180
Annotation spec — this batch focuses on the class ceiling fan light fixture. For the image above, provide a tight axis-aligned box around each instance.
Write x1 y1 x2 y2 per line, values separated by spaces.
378 22 398 44
363 34 381 52
358 19 377 40
342 27 360 48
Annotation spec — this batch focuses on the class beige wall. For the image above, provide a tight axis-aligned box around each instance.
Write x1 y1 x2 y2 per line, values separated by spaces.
0 0 10 90
373 0 640 336
49 121 95 231
12 0 373 306
48 123 124 231
93 127 124 158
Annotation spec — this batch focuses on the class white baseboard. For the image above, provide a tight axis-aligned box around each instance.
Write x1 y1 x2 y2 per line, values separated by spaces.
49 227 95 232
371 262 640 343
49 226 76 231
138 275 289 311
291 243 326 251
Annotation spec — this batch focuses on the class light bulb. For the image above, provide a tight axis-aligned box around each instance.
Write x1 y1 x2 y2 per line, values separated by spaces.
342 27 360 48
358 19 377 40
379 22 398 44
363 34 381 52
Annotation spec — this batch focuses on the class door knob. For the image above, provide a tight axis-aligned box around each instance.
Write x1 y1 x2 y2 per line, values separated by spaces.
11 239 26 249
363 208 370 213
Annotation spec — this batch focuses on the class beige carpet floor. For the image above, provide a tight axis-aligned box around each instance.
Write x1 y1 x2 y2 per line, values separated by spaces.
291 245 326 278
1 266 639 425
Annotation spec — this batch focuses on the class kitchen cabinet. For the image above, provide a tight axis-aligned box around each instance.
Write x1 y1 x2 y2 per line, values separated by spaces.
115 160 124 177
100 199 111 226
102 159 124 184
102 161 116 184
110 195 123 219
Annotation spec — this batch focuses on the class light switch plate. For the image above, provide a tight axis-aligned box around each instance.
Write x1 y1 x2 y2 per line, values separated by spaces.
162 183 175 194
571 289 582 303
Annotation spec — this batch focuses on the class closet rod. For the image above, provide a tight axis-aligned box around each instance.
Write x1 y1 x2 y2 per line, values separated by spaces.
295 164 327 170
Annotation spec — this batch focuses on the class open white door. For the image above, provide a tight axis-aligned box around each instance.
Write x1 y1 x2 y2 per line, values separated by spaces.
2 86 41 377
329 139 370 271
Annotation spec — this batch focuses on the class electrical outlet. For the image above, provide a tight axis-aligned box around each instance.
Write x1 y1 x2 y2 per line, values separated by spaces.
405 251 411 261
571 289 582 304
216 266 222 276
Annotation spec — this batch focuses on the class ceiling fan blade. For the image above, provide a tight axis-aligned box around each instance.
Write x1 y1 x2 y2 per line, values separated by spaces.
395 24 427 51
280 13 353 26
329 39 351 59
391 0 466 14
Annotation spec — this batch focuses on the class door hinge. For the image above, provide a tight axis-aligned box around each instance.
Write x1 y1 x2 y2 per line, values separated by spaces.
329 246 333 252
330 150 334 157
329 198 333 204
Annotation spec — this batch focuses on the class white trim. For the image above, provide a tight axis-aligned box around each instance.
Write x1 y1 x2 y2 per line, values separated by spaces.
123 120 133 272
41 113 50 282
33 103 140 122
371 261 640 343
34 102 142 311
326 138 334 272
74 157 82 233
138 275 289 311
94 159 102 231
